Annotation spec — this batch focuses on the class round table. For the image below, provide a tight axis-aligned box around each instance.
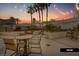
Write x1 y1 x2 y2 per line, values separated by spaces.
0 34 32 56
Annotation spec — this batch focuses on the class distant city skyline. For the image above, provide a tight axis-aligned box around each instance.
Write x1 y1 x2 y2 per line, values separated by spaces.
0 3 75 24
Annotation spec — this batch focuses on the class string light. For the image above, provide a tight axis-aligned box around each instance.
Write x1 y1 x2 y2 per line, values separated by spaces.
53 4 56 8
23 4 26 8
76 3 79 11
66 11 69 14
70 10 73 13
14 5 17 9
55 7 66 15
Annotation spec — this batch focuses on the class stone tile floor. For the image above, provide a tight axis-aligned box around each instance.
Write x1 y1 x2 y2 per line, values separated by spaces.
0 32 79 56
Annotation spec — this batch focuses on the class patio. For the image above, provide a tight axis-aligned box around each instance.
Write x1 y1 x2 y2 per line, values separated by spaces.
0 32 79 56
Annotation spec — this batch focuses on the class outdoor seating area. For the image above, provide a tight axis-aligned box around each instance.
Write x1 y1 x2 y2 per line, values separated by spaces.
0 31 79 56
0 3 79 56
66 31 78 40
0 30 43 56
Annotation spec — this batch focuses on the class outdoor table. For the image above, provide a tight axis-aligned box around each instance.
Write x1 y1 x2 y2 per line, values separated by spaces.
0 34 32 56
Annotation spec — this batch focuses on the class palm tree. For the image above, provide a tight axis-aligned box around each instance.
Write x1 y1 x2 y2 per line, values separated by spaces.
39 4 45 24
33 4 41 23
32 18 36 24
16 18 20 24
45 3 51 22
33 3 45 23
34 3 51 25
27 3 52 31
32 3 44 31
39 3 51 32
27 6 34 25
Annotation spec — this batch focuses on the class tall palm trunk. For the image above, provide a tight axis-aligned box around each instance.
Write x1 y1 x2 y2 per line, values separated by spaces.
31 13 32 24
45 4 49 38
41 9 44 34
38 10 41 29
16 19 19 24
41 9 43 25
17 21 18 24
38 10 41 23
46 5 48 22
30 13 33 30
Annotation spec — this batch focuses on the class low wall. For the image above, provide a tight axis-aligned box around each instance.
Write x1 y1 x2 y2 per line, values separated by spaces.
44 32 66 39
0 31 25 36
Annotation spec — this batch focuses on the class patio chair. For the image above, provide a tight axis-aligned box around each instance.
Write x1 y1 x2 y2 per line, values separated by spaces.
3 39 25 56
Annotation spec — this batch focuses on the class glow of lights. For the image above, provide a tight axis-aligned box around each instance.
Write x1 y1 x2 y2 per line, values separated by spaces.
76 3 79 11
54 16 58 19
70 10 73 13
55 7 66 15
66 11 69 14
53 4 56 8
14 5 17 9
23 4 26 8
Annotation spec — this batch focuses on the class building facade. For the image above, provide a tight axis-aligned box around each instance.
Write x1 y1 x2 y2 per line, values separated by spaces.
46 4 79 30
49 18 79 29
0 17 16 32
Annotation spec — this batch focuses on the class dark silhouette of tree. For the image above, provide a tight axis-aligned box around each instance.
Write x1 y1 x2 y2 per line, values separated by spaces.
32 18 36 24
45 23 61 32
10 17 15 20
33 4 41 23
16 18 20 24
45 3 51 22
27 6 34 25
27 3 52 31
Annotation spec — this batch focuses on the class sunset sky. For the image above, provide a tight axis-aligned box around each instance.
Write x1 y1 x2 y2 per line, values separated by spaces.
0 3 75 24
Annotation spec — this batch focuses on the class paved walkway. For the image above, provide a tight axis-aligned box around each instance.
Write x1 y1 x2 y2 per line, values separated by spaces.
41 32 79 56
